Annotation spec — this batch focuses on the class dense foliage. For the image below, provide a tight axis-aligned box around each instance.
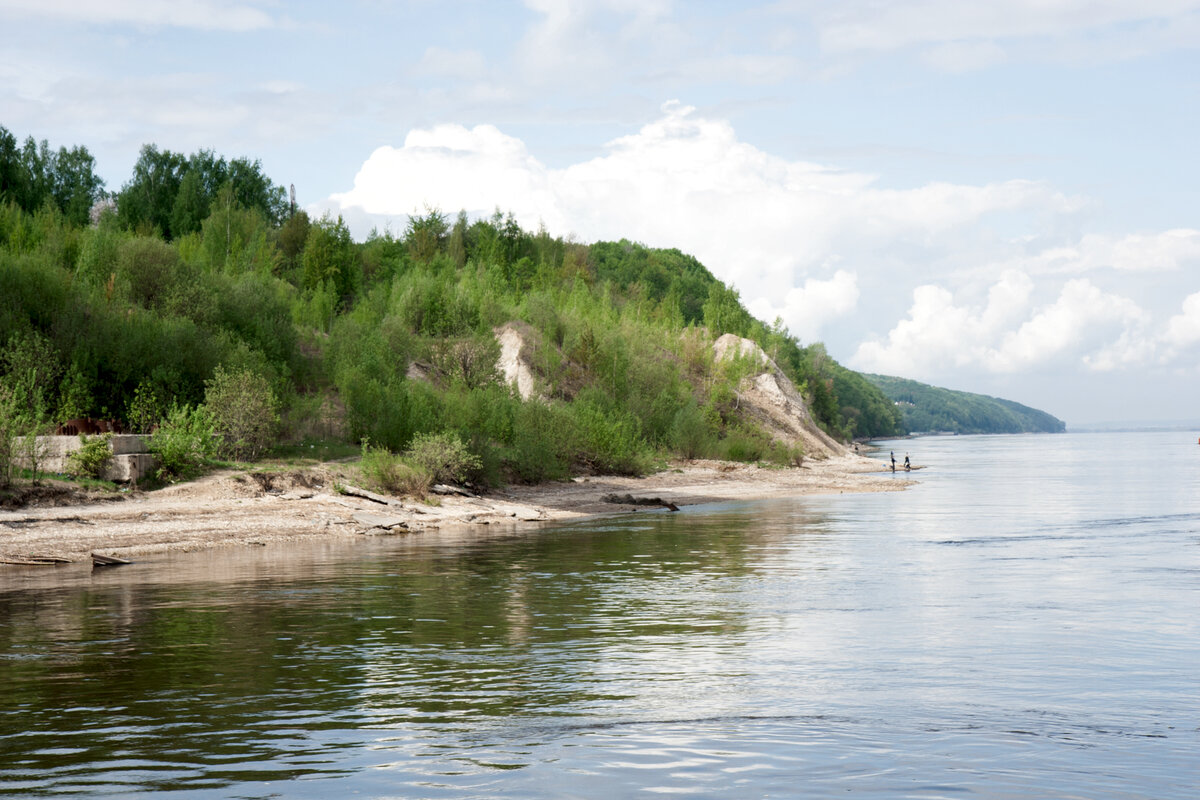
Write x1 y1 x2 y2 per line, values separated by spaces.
0 125 105 227
0 124 910 488
865 374 1065 435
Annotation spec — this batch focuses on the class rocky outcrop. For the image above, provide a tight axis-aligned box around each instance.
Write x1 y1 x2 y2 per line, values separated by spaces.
712 334 844 458
495 322 542 401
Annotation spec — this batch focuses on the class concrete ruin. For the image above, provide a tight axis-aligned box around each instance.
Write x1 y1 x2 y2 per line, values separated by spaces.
21 435 157 483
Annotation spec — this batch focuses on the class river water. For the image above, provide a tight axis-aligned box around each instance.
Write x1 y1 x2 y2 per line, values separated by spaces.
1 431 1198 798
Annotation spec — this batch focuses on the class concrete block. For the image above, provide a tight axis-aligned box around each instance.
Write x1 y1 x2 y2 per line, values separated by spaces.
21 435 156 482
104 453 158 483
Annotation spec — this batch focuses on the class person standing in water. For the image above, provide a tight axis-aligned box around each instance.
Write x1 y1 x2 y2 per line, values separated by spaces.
904 453 911 471
890 451 896 472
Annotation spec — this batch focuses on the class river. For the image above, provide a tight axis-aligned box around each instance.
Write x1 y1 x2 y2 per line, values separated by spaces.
1 431 1198 798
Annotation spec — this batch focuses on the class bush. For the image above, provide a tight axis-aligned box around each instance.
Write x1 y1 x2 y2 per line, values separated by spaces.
358 441 432 497
766 440 805 468
0 386 20 488
404 431 482 486
66 433 113 479
126 378 175 434
718 425 770 463
204 366 279 460
568 400 650 476
504 402 570 484
149 404 219 482
668 398 714 460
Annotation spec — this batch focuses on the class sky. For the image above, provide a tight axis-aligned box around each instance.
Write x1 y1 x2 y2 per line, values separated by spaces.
2 0 1199 426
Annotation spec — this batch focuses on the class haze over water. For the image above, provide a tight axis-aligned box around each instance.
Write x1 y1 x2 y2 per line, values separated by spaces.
1 431 1197 798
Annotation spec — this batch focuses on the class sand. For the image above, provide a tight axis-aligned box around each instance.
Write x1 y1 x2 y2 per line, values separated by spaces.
0 454 913 564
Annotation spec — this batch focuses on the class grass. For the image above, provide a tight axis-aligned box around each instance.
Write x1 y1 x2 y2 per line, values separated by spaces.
268 439 362 463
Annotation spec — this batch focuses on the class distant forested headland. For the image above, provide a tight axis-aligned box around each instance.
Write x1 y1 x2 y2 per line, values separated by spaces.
1 124 1053 490
865 374 1065 435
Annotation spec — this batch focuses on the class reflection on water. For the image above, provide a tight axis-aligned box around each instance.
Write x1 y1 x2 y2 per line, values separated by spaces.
2 432 1198 798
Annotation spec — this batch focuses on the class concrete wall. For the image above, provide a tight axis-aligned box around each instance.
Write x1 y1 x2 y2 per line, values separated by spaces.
20 435 157 483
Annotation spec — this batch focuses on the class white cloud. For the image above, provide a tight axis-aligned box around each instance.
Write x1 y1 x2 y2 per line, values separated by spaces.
852 275 1153 376
971 228 1200 279
0 0 277 30
748 270 860 343
1162 291 1200 349
328 124 561 227
321 103 1082 342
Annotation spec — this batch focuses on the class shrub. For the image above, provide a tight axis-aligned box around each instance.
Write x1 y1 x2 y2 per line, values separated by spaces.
668 398 714 460
766 440 805 468
204 366 279 460
126 378 175 433
719 425 771 463
358 441 431 497
404 431 482 486
568 400 649 476
66 433 113 479
149 404 219 482
0 384 51 485
505 402 570 484
0 386 20 488
429 335 500 389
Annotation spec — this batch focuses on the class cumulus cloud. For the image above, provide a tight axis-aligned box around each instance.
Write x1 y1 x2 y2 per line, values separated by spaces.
1162 292 1200 350
321 103 1084 341
748 271 860 343
852 275 1154 377
0 0 277 30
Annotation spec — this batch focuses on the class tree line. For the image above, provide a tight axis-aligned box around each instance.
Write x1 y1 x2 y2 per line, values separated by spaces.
865 374 1064 435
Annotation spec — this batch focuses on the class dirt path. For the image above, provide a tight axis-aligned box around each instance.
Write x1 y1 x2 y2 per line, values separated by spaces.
0 454 911 564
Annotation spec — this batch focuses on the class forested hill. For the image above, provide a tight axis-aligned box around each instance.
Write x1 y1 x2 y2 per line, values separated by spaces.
1 124 905 487
864 374 1066 435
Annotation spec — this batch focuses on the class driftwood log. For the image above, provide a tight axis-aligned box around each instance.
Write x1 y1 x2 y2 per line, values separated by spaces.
339 484 400 506
91 552 132 567
1 555 71 566
601 493 680 512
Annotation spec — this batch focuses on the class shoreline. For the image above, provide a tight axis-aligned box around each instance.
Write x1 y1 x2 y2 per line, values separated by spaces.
0 454 913 565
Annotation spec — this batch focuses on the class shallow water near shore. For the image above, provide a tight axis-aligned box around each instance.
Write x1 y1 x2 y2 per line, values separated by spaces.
2 431 1198 798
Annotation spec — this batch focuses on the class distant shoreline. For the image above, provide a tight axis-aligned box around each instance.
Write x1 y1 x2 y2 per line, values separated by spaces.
0 455 910 564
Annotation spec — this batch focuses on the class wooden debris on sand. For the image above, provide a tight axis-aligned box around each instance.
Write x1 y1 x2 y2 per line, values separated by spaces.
91 552 132 567
601 493 680 512
430 484 475 497
339 484 401 506
1 555 72 566
352 512 410 532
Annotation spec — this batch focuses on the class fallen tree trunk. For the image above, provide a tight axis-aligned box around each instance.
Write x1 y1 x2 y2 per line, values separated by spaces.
601 493 680 512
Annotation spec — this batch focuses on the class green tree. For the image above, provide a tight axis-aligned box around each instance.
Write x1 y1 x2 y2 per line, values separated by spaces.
405 207 448 264
170 169 209 237
48 144 104 226
702 282 751 337
118 144 188 236
301 214 357 299
204 366 279 461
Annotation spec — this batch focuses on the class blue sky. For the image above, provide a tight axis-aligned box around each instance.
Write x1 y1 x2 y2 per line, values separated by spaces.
3 0 1199 425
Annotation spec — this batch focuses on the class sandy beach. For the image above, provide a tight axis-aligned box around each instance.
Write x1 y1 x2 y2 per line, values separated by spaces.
0 454 912 564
